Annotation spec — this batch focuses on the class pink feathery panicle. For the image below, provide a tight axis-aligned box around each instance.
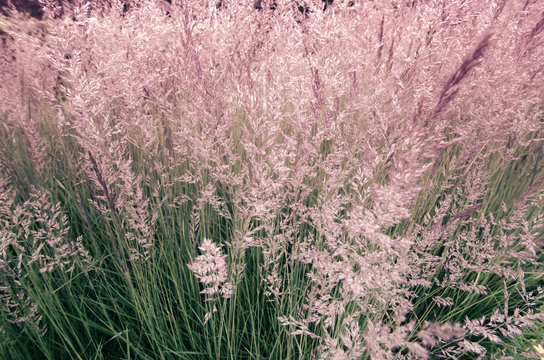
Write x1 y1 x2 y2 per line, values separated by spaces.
188 238 233 299
187 238 234 324
429 32 493 125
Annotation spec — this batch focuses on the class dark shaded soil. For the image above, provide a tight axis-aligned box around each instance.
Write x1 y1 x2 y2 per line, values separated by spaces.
0 0 44 20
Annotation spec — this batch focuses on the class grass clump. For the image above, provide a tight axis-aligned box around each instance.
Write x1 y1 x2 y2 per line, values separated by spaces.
0 1 543 359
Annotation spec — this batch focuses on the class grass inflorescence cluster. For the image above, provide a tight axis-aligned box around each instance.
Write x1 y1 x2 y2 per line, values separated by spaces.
0 1 543 359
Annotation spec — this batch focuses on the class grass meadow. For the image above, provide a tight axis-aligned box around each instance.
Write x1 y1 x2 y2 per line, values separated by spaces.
0 0 543 359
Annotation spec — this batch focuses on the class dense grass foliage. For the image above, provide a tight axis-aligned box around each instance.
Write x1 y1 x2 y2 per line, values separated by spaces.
0 1 543 359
